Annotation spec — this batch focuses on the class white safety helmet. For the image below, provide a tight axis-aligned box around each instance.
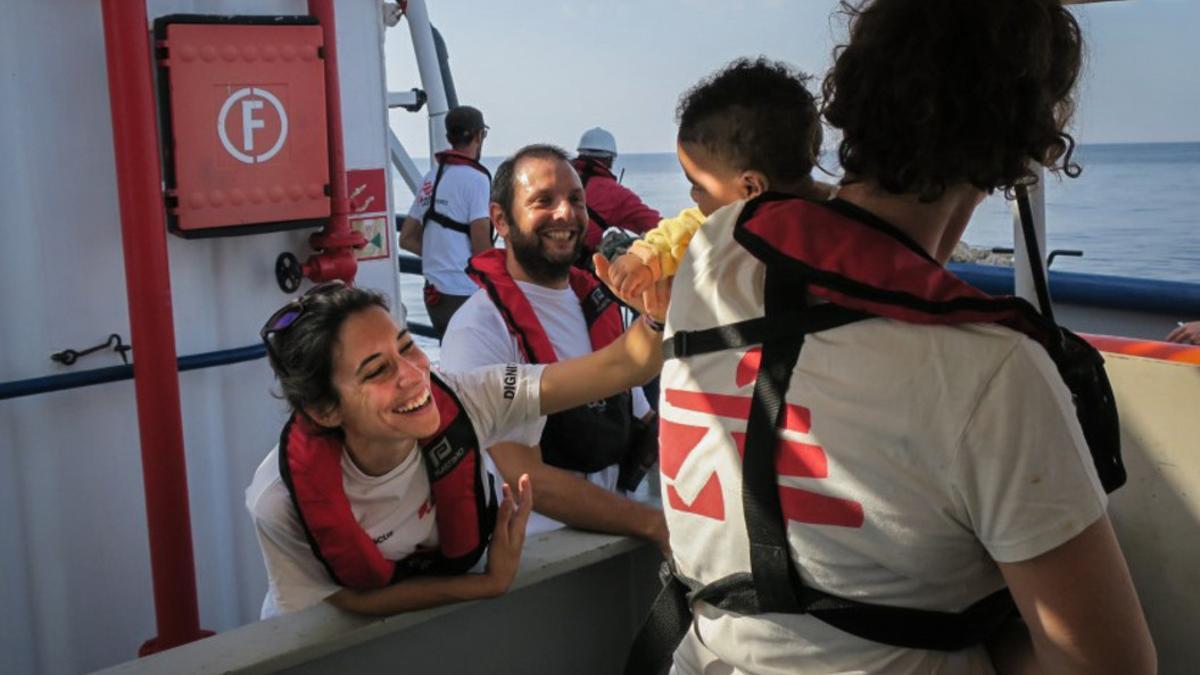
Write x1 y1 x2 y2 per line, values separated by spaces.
577 127 617 158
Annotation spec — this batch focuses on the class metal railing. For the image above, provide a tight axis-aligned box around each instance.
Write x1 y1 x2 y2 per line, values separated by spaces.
1 259 437 401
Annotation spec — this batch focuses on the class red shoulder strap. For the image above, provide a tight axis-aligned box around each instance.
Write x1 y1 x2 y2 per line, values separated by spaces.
435 150 492 178
467 249 624 362
735 196 1051 344
571 156 616 182
280 415 394 590
467 249 559 363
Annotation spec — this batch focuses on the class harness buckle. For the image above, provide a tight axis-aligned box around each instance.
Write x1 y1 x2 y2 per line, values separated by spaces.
672 330 689 358
658 559 677 586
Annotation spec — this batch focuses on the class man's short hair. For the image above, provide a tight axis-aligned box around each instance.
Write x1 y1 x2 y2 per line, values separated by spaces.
491 144 571 223
676 57 821 188
445 105 487 148
821 0 1083 200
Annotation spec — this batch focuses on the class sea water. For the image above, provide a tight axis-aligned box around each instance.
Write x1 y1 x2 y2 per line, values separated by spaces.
396 142 1199 355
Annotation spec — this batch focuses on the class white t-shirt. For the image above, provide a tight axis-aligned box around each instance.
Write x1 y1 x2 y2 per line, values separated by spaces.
440 280 651 536
245 363 546 618
663 201 1108 675
406 162 491 296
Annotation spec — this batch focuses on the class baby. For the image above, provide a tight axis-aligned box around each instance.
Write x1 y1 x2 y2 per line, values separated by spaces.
597 58 834 304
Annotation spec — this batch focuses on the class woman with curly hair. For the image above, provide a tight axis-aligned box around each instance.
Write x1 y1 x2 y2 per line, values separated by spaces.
649 1 1156 673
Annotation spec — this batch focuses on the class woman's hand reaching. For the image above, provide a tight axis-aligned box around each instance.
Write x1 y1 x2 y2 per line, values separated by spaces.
483 474 533 596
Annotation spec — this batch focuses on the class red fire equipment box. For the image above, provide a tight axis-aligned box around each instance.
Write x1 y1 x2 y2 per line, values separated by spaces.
155 15 331 237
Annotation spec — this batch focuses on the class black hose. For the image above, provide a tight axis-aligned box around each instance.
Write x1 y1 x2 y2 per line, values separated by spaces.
431 26 458 109
1015 184 1056 322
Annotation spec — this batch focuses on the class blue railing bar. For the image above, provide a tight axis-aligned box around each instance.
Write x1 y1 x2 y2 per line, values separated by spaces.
407 322 438 339
1 318 438 401
949 263 1200 316
0 344 265 401
3 252 437 400
179 344 268 372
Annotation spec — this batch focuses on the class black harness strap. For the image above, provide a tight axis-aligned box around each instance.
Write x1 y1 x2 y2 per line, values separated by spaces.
623 564 694 675
663 306 873 360
744 268 807 613
689 571 1014 650
587 205 610 232
1014 184 1056 323
422 162 471 235
625 290 1021 673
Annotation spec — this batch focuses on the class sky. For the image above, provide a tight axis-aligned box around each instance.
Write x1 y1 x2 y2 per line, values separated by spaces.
385 0 1200 158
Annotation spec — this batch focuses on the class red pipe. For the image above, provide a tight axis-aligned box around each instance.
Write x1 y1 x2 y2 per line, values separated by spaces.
304 0 366 284
1084 333 1200 365
100 0 210 655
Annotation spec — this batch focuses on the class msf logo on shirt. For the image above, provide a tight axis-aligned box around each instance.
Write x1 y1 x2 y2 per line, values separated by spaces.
661 349 863 528
418 179 434 207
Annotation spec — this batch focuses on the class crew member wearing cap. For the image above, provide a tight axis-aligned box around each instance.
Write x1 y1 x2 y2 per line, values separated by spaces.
570 127 661 265
400 105 494 339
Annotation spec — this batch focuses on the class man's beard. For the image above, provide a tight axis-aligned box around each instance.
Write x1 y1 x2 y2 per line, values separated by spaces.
506 217 583 285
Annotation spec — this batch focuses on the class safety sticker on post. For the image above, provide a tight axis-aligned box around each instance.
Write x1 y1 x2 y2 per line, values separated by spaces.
347 168 390 260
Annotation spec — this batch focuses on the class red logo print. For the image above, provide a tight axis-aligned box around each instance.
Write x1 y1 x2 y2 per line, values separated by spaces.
662 349 864 528
417 497 434 520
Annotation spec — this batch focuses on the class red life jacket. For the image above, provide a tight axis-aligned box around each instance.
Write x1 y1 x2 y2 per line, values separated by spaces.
738 197 1048 338
626 194 1124 671
466 248 635 472
730 195 1123 493
729 192 1123 492
422 151 492 236
278 374 495 590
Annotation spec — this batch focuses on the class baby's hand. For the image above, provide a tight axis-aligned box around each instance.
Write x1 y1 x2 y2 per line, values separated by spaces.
607 253 656 300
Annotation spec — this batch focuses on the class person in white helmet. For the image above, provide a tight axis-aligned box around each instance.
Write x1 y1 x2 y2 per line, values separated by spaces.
570 127 661 265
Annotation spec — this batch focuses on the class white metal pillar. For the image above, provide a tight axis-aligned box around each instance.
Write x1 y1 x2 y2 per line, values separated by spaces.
402 0 451 163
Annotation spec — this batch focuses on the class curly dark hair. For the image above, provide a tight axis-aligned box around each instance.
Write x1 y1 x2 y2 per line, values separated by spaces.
264 285 391 421
676 57 822 188
822 0 1083 201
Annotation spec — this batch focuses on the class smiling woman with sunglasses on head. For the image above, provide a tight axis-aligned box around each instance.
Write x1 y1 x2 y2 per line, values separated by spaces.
246 281 666 617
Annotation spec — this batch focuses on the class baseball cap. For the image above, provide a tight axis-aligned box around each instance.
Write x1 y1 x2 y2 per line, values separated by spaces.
445 105 487 137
